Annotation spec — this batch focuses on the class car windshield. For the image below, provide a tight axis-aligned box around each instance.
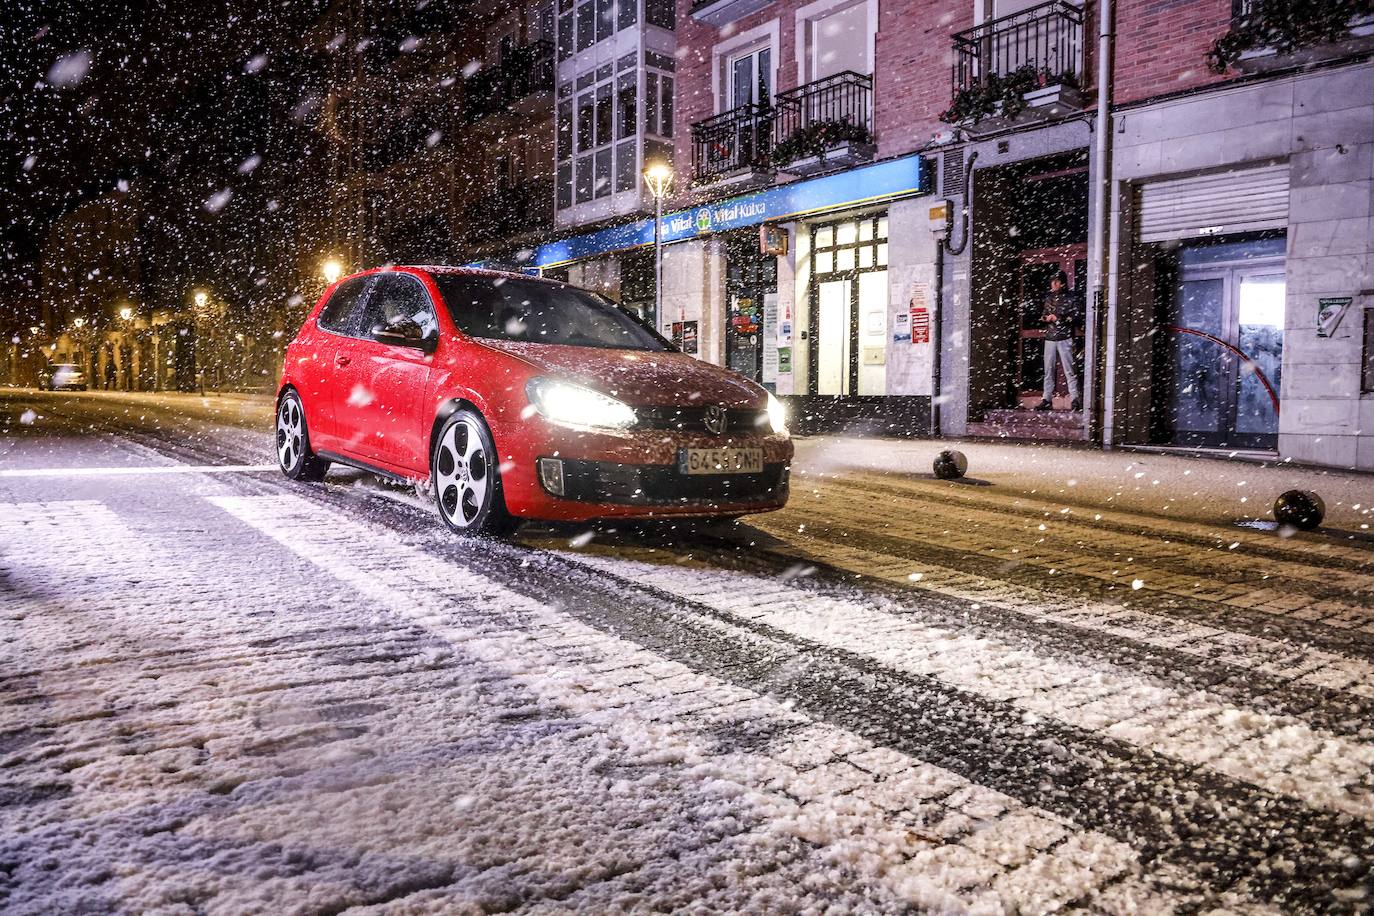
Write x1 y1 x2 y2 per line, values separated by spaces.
434 274 671 352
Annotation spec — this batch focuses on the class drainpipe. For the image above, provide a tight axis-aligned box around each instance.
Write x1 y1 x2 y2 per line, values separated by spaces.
1086 0 1115 445
935 150 977 439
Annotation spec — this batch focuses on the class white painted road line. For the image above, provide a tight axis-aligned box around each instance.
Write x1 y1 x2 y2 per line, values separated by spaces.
0 464 278 478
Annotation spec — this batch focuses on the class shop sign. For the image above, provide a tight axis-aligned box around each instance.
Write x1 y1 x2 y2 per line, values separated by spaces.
760 224 789 256
527 154 929 269
1317 297 1352 337
777 347 792 374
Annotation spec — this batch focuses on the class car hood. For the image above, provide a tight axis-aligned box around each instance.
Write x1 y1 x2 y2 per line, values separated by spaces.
477 340 766 409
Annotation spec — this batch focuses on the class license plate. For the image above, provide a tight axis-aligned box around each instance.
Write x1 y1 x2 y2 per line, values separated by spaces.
679 447 764 475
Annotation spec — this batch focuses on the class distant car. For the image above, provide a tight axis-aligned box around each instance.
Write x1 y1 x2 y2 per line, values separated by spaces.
276 266 792 535
41 364 87 391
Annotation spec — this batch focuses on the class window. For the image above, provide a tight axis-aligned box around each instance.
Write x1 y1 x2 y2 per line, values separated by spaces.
1364 308 1374 393
317 277 370 334
434 276 670 351
644 70 672 137
729 46 771 108
596 0 614 42
645 0 674 30
576 0 595 50
557 99 573 159
616 73 636 139
356 274 437 341
576 92 594 152
595 83 613 149
557 0 574 61
557 161 573 209
807 1 871 81
618 0 637 30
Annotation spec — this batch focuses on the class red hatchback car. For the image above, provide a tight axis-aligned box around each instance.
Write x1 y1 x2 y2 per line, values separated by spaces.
276 266 792 534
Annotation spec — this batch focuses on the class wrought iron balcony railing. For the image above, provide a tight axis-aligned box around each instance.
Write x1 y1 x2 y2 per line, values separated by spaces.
952 0 1085 93
462 40 555 124
691 102 774 181
772 71 873 162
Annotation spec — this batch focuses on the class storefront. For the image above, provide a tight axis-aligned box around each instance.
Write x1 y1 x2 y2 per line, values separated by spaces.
519 152 934 433
1107 61 1374 470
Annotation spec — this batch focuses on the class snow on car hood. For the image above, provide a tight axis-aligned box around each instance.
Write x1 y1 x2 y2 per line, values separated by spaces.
477 340 766 409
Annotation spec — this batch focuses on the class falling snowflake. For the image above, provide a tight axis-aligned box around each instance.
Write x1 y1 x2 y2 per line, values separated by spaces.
46 50 92 87
204 188 233 213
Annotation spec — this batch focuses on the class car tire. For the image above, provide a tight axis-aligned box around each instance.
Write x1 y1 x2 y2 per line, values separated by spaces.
276 390 330 482
431 408 517 537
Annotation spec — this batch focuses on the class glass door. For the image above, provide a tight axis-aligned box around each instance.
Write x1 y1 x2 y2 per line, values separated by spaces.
809 214 889 396
728 46 771 108
1162 248 1284 449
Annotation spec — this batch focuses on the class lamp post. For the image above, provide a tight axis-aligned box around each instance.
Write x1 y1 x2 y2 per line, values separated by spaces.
642 161 673 331
321 258 343 285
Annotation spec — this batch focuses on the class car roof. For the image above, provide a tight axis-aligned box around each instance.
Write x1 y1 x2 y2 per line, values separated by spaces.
341 265 558 285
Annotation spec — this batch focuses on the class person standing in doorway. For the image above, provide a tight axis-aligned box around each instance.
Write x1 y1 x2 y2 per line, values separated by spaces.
1035 270 1082 412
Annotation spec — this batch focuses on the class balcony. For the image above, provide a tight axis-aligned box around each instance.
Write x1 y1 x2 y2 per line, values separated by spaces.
690 0 775 27
462 40 555 124
946 1 1086 134
772 71 875 176
1213 0 1374 74
691 103 775 189
464 179 554 244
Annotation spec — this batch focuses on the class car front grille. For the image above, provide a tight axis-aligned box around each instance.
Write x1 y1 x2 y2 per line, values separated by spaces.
636 406 770 435
557 459 789 507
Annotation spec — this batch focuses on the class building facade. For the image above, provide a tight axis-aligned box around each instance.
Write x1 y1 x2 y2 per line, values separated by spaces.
487 0 1373 471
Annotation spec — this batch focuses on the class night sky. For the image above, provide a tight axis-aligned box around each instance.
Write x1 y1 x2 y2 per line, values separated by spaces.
0 1 342 316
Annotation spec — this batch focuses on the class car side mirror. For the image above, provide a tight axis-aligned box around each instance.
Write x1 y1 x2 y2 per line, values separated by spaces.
374 318 434 352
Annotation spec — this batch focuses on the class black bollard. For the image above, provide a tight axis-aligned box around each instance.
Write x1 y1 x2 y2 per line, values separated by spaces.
1273 490 1324 531
933 449 968 480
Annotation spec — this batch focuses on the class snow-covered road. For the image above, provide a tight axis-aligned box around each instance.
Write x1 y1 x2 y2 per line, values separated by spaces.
1 391 1370 914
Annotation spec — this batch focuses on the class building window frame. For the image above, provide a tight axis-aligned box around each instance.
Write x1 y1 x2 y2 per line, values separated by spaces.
793 0 878 85
711 20 780 115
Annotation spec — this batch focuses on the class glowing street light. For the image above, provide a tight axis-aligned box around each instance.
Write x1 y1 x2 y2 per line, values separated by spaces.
118 305 134 321
321 258 344 284
72 317 85 328
193 291 208 310
642 160 674 327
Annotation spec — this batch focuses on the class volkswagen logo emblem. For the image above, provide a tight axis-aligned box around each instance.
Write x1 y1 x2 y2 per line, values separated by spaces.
703 404 728 436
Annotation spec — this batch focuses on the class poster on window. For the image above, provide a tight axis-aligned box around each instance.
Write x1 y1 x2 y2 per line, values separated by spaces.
680 320 698 354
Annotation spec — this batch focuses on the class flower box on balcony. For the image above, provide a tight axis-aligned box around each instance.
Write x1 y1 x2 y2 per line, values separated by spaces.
942 66 1084 136
777 141 877 176
1232 16 1374 73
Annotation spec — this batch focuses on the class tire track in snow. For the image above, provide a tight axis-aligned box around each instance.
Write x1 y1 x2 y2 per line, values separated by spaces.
558 547 1374 821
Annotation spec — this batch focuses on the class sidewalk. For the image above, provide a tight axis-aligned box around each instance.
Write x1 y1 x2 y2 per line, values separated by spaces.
794 436 1373 532
6 389 1368 533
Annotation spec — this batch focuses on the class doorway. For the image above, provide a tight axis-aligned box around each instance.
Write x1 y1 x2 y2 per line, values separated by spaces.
725 232 776 383
1014 245 1086 406
809 212 889 396
1152 236 1285 449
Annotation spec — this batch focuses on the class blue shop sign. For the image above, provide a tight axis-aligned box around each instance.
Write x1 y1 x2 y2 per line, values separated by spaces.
523 153 929 269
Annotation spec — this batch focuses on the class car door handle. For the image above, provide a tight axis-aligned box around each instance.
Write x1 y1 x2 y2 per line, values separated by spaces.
335 355 351 367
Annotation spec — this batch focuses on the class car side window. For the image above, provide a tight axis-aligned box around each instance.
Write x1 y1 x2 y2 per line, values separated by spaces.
317 277 370 334
357 274 438 341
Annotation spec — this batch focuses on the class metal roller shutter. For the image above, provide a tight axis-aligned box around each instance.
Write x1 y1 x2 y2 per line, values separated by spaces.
1136 162 1290 243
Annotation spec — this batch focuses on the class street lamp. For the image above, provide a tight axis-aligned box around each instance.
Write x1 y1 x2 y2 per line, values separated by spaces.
321 258 343 284
642 160 673 330
193 291 208 310
118 305 133 321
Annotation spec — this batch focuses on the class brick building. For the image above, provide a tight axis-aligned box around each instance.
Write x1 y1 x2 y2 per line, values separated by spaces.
473 0 1372 470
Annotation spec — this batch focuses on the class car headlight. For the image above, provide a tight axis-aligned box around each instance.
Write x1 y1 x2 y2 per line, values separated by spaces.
767 392 788 434
526 377 637 430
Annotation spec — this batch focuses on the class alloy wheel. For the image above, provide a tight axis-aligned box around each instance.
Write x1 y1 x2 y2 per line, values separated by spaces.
434 415 491 528
277 397 304 472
